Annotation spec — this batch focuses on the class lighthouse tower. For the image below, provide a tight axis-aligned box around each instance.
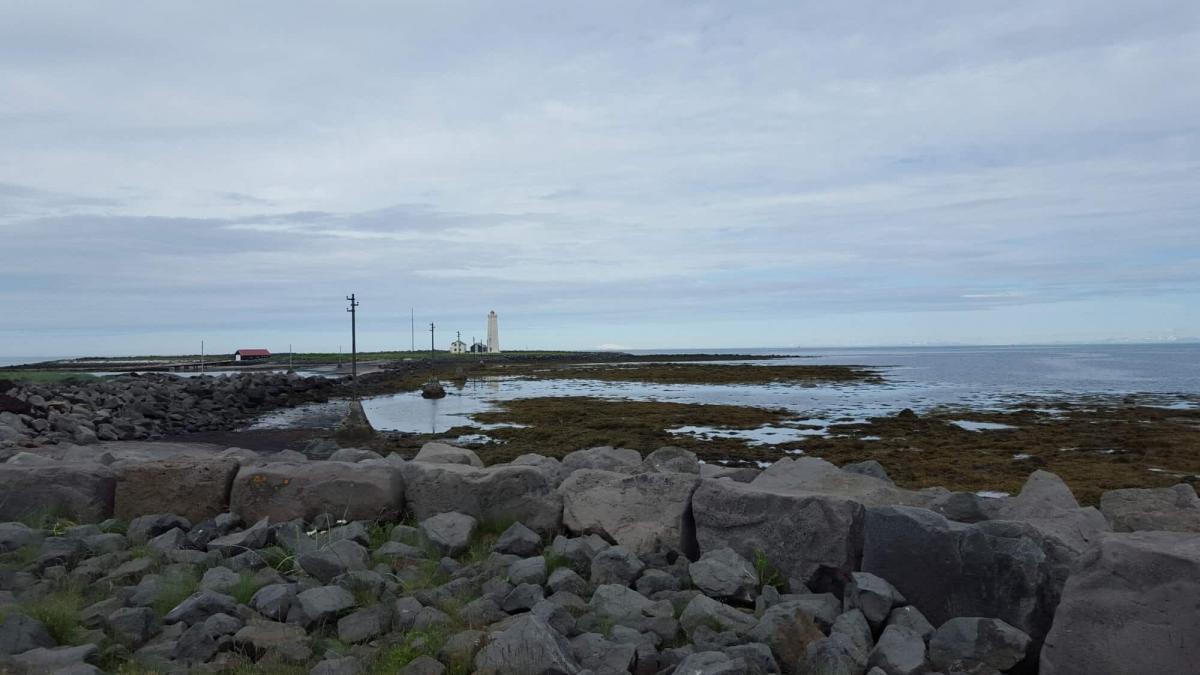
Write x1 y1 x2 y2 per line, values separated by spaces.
486 311 500 353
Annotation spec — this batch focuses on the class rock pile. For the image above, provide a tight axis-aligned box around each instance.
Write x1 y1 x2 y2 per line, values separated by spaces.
0 441 1198 674
0 373 336 450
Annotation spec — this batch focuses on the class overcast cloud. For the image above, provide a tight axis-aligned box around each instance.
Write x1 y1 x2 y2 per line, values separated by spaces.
1 1 1198 355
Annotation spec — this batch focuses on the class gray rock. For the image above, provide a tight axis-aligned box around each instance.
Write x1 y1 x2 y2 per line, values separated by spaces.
419 511 478 557
229 461 405 523
199 566 240 594
502 583 545 613
399 655 445 675
1040 531 1200 675
204 612 242 636
843 571 905 631
174 620 228 663
636 568 681 596
675 650 749 674
337 604 392 644
7 644 99 672
413 606 453 631
1100 484 1200 533
0 464 117 523
509 556 549 586
929 617 1030 673
748 600 826 668
798 637 859 675
841 460 893 484
495 521 543 557
726 642 779 675
37 536 85 568
474 614 580 674
561 446 643 475
590 584 678 641
885 606 934 643
401 461 563 535
0 612 54 655
690 547 759 603
548 534 611 575
560 469 699 557
114 457 240 524
438 629 487 670
295 585 355 625
0 522 38 553
163 590 238 626
867 625 926 675
392 597 424 631
571 632 638 673
233 620 309 657
459 596 508 628
699 464 761 483
375 540 424 562
548 567 589 596
590 545 645 587
206 516 270 555
680 594 756 638
127 513 191 544
413 441 484 467
250 583 298 622
511 454 568 486
641 446 700 474
862 504 1096 644
298 539 369 583
106 606 157 648
829 609 873 669
311 656 363 675
531 599 576 637
327 447 384 463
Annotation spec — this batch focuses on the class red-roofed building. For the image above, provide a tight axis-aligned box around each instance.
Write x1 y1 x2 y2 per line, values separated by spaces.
234 348 271 361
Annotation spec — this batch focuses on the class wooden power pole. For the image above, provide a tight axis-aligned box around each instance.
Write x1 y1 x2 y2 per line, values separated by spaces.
346 294 359 380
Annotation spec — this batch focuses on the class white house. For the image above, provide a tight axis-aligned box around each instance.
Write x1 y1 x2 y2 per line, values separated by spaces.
450 339 466 354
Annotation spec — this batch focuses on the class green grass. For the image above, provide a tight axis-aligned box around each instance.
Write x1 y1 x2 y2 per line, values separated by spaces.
367 521 392 550
153 567 200 617
0 543 40 569
1 371 101 383
543 550 569 576
20 584 86 645
230 573 264 606
372 627 452 674
753 551 783 591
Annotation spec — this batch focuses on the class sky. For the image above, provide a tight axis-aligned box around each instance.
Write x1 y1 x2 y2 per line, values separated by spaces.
1 1 1198 356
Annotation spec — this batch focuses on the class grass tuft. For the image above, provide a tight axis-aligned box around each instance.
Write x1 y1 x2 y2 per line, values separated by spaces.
153 567 200 617
20 584 86 645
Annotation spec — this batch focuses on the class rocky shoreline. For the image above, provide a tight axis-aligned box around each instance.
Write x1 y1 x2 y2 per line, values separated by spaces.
1 429 1198 674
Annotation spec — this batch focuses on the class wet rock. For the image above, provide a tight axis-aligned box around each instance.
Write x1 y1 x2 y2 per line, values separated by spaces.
560 469 699 557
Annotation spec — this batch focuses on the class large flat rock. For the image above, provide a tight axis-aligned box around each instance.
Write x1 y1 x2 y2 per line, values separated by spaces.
0 463 116 522
560 469 699 557
400 461 562 535
115 457 239 523
1040 531 1200 675
230 461 404 523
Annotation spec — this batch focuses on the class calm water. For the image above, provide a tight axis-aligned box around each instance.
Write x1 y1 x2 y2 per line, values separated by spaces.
360 343 1200 436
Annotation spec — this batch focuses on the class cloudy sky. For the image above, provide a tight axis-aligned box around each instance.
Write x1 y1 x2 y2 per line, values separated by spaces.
2 1 1198 355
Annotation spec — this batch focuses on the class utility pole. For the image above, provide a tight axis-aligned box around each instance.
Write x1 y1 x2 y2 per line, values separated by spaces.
200 340 205 373
410 308 415 352
429 322 435 360
348 293 360 381
288 343 293 372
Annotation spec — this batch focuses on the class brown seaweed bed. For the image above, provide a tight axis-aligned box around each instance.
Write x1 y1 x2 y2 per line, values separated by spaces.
439 395 1200 506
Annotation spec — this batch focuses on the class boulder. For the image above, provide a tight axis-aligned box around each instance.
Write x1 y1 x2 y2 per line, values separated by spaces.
127 513 191 544
561 446 643 475
641 446 700 474
327 448 384 463
511 454 567 486
296 586 355 625
250 583 298 622
233 620 310 657
673 651 747 674
699 464 760 482
1099 484 1200 533
6 644 99 673
590 584 678 640
867 625 926 675
419 512 478 557
229 461 404 523
206 517 270 555
163 591 238 626
0 522 38 554
494 521 543 557
929 617 1031 673
0 613 54 656
0 464 116 522
412 442 484 468
1040 532 1200 675
841 460 893 484
474 614 580 674
690 547 759 603
114 458 239 523
105 606 157 649
885 606 934 643
692 478 864 587
862 505 1087 644
298 539 369 583
337 605 392 644
748 600 826 668
589 546 644 587
680 594 756 637
560 469 699 557
509 556 548 587
843 572 905 631
400 461 561 535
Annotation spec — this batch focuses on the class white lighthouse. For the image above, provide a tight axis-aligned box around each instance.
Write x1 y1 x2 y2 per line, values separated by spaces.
486 310 500 353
